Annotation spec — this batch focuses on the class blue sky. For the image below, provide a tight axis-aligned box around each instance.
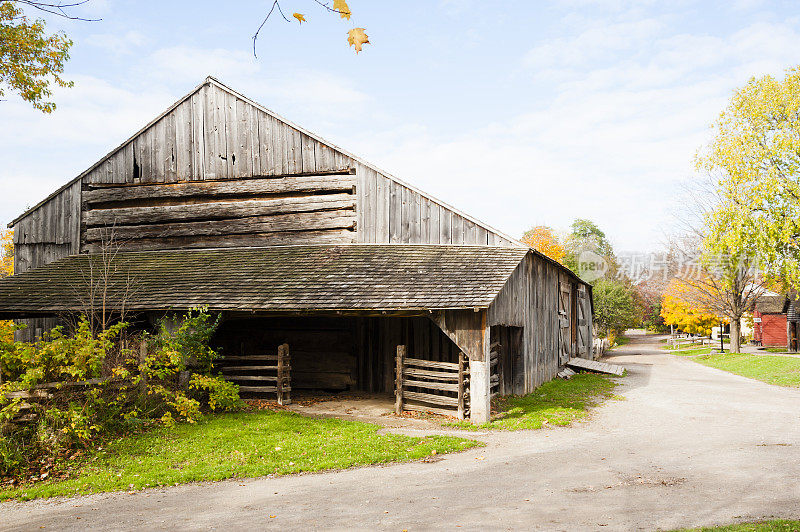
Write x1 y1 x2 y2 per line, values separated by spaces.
3 0 800 250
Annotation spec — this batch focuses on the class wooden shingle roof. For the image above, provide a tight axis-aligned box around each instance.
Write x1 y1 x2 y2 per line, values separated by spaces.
755 294 787 314
0 245 529 317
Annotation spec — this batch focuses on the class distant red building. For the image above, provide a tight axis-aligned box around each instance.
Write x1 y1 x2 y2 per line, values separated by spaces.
754 295 787 347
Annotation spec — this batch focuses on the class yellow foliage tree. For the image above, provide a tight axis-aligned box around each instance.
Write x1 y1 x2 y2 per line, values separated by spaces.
0 229 12 278
0 1 75 113
660 279 722 336
521 226 566 264
0 229 13 344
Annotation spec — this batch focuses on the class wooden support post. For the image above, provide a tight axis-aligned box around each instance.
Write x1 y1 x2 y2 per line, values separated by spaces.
277 343 291 405
395 344 405 415
469 317 491 425
457 351 466 420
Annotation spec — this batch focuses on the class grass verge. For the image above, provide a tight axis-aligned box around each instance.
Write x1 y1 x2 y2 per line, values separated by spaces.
674 519 800 531
0 410 480 501
446 373 618 431
692 352 800 387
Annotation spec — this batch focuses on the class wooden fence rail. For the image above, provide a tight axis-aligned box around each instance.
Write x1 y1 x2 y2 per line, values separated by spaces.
395 345 468 419
222 342 291 405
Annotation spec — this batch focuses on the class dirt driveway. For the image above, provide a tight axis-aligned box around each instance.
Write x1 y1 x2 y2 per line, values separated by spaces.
2 335 800 531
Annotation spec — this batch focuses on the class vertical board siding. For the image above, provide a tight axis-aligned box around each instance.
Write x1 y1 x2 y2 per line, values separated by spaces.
13 180 80 253
81 83 352 187
488 253 594 395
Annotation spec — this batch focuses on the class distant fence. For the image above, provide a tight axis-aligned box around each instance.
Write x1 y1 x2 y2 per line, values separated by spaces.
669 334 715 349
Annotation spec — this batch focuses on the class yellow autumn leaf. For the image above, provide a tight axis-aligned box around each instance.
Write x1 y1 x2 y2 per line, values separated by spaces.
293 12 306 23
333 0 351 19
347 27 369 53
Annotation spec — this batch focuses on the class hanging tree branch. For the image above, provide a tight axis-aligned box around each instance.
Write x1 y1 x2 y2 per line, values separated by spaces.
8 0 100 21
253 0 367 57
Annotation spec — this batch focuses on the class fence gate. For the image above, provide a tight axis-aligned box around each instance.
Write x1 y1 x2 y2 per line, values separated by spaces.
558 282 572 365
395 345 468 419
221 343 292 405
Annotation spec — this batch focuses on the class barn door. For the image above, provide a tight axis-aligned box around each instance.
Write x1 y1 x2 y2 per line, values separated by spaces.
576 285 588 358
558 282 572 364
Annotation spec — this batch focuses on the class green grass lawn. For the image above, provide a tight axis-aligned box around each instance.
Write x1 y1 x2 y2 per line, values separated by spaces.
692 352 800 387
764 347 789 353
674 520 800 531
446 373 618 431
0 410 480 502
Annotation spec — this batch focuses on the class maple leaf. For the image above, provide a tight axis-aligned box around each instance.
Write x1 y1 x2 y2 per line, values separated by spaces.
347 27 369 53
293 12 306 23
333 0 351 20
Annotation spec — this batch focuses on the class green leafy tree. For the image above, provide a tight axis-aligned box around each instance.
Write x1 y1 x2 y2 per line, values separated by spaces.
591 278 638 338
0 1 74 113
692 68 800 351
563 219 618 279
696 65 800 288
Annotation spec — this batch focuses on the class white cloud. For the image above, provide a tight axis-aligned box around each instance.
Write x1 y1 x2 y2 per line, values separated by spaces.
342 17 800 251
84 31 148 54
148 46 260 82
523 18 664 70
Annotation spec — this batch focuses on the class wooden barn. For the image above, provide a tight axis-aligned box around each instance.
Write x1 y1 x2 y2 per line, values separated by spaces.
0 77 593 423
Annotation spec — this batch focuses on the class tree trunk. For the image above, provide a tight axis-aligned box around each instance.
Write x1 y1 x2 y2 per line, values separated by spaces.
730 318 741 354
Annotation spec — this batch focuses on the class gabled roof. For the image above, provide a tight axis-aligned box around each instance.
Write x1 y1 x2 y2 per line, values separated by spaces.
0 244 530 317
10 77 522 248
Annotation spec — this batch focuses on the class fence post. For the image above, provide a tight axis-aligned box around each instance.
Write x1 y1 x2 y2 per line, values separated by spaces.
277 343 291 406
395 345 405 415
457 351 466 420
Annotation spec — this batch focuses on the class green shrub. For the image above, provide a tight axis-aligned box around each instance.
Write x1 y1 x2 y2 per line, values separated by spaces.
0 308 239 480
189 374 243 412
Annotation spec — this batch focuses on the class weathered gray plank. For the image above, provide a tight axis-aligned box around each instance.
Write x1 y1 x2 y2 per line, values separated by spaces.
83 174 356 204
83 194 357 226
301 133 316 173
403 357 459 370
374 172 389 243
403 379 459 393
439 207 451 245
84 210 356 241
402 390 458 407
389 180 402 243
83 228 356 252
223 91 238 178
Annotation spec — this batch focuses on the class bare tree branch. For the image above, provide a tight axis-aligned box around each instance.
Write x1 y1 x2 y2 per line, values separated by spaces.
8 0 101 21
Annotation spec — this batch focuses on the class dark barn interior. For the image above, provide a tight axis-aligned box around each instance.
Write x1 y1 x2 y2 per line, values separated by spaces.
212 315 467 394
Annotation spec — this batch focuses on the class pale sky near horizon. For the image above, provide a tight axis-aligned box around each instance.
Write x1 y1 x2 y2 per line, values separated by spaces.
2 0 799 251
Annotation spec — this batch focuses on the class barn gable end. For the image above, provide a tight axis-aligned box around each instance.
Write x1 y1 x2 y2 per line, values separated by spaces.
11 77 521 273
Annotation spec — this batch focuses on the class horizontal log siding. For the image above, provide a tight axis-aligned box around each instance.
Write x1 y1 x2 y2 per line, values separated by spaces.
80 173 357 252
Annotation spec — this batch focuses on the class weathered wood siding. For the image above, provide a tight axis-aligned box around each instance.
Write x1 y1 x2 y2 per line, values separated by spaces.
13 181 81 274
354 163 518 246
81 172 358 252
488 252 593 394
11 78 519 270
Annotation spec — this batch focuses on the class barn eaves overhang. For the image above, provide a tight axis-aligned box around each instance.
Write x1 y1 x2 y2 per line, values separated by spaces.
0 244 531 318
